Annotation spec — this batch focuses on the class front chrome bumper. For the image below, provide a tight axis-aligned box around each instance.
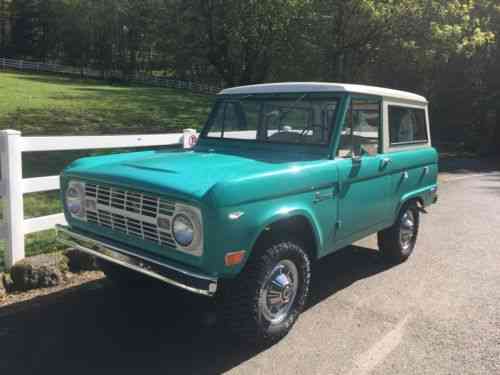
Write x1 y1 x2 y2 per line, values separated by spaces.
55 225 217 296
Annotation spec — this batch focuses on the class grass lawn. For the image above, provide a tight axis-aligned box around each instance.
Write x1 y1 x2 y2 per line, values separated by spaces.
0 70 213 134
0 70 214 271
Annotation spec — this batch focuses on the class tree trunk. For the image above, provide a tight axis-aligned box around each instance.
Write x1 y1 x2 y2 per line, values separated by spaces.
494 109 500 154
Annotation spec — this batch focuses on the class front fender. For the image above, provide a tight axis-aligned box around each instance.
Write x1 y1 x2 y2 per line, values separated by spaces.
211 191 326 278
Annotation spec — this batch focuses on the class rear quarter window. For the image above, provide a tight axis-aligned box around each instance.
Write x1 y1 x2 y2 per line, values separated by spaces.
389 106 428 145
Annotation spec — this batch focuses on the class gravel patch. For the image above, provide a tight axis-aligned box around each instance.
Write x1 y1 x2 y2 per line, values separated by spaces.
0 271 104 309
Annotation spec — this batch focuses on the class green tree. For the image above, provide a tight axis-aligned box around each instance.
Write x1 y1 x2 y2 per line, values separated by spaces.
4 0 500 153
186 0 307 85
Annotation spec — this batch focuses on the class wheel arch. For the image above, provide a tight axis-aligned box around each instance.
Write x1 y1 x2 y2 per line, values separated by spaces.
396 192 426 218
249 211 321 262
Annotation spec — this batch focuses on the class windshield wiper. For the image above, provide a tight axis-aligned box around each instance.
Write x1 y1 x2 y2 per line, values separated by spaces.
278 94 308 121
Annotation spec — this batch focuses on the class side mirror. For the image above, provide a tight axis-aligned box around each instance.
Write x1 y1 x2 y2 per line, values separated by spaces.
351 144 363 163
352 154 362 163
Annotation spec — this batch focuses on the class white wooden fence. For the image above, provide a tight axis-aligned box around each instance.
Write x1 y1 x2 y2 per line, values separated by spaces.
0 57 223 94
0 129 198 268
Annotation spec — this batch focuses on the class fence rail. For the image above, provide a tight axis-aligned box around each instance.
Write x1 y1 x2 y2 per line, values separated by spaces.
0 57 223 94
0 128 198 268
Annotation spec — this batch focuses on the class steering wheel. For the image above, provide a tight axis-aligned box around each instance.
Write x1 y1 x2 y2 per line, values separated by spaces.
300 124 324 140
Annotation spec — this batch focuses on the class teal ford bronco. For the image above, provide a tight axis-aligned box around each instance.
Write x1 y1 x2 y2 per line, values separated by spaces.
57 82 438 343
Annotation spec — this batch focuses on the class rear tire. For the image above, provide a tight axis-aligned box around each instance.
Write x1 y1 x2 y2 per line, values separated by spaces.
220 239 311 344
378 202 420 263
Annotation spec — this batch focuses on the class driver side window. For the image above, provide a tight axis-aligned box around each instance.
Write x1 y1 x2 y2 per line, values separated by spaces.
338 99 381 158
264 99 337 145
264 104 311 142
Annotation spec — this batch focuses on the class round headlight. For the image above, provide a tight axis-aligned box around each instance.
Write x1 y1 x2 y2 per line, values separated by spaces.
67 186 81 199
173 213 194 247
68 200 83 215
66 181 85 218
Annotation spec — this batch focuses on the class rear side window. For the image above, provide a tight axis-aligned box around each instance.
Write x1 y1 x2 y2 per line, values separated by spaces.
389 106 428 145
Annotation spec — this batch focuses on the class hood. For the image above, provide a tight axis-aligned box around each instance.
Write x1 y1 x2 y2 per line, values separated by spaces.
63 149 321 201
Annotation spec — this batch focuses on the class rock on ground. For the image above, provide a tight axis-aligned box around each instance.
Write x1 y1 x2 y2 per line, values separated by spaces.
64 249 98 272
0 273 6 299
9 253 69 291
2 272 14 292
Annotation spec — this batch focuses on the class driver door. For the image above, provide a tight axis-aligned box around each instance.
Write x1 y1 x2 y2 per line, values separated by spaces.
335 97 392 242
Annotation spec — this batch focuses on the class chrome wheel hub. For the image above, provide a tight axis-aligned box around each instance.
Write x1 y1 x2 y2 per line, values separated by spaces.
399 209 416 250
260 259 299 324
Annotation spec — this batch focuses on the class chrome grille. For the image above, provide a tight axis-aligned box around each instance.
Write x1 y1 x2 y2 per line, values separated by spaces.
84 183 176 248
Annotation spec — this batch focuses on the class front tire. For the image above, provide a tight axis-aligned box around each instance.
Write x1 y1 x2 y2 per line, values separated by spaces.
220 239 311 344
378 202 420 263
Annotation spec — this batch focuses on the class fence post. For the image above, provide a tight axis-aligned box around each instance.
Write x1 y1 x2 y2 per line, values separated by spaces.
1 130 25 268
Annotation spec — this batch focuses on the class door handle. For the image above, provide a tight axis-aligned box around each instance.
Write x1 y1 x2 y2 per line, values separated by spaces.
380 157 392 169
402 171 409 180
314 190 335 203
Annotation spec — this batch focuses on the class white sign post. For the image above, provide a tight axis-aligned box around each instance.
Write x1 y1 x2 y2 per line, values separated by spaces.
183 129 198 149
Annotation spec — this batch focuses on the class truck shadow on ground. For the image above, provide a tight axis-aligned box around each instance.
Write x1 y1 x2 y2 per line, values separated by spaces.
0 245 393 375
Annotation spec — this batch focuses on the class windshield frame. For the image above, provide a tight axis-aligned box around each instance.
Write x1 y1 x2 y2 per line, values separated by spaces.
199 92 344 149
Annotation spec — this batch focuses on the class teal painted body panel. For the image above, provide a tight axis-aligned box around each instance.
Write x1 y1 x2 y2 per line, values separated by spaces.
387 147 439 212
335 156 392 241
60 90 438 281
62 148 339 277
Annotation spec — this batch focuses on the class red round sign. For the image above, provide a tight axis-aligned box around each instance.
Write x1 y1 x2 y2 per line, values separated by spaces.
189 134 197 147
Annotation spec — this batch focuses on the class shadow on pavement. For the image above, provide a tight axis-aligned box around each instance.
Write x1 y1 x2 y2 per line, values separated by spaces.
439 157 500 175
0 245 393 375
477 174 500 196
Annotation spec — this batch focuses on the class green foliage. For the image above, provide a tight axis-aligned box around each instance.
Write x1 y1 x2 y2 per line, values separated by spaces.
5 0 499 91
194 0 308 85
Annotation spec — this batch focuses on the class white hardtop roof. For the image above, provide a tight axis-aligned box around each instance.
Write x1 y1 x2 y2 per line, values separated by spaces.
219 82 427 104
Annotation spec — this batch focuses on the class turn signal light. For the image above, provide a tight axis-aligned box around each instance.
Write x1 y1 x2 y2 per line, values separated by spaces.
225 250 246 267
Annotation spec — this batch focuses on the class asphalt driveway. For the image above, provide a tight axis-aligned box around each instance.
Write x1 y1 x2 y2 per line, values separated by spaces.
0 158 499 374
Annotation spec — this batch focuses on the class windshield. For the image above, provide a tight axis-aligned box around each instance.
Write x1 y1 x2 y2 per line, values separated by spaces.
201 94 339 146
